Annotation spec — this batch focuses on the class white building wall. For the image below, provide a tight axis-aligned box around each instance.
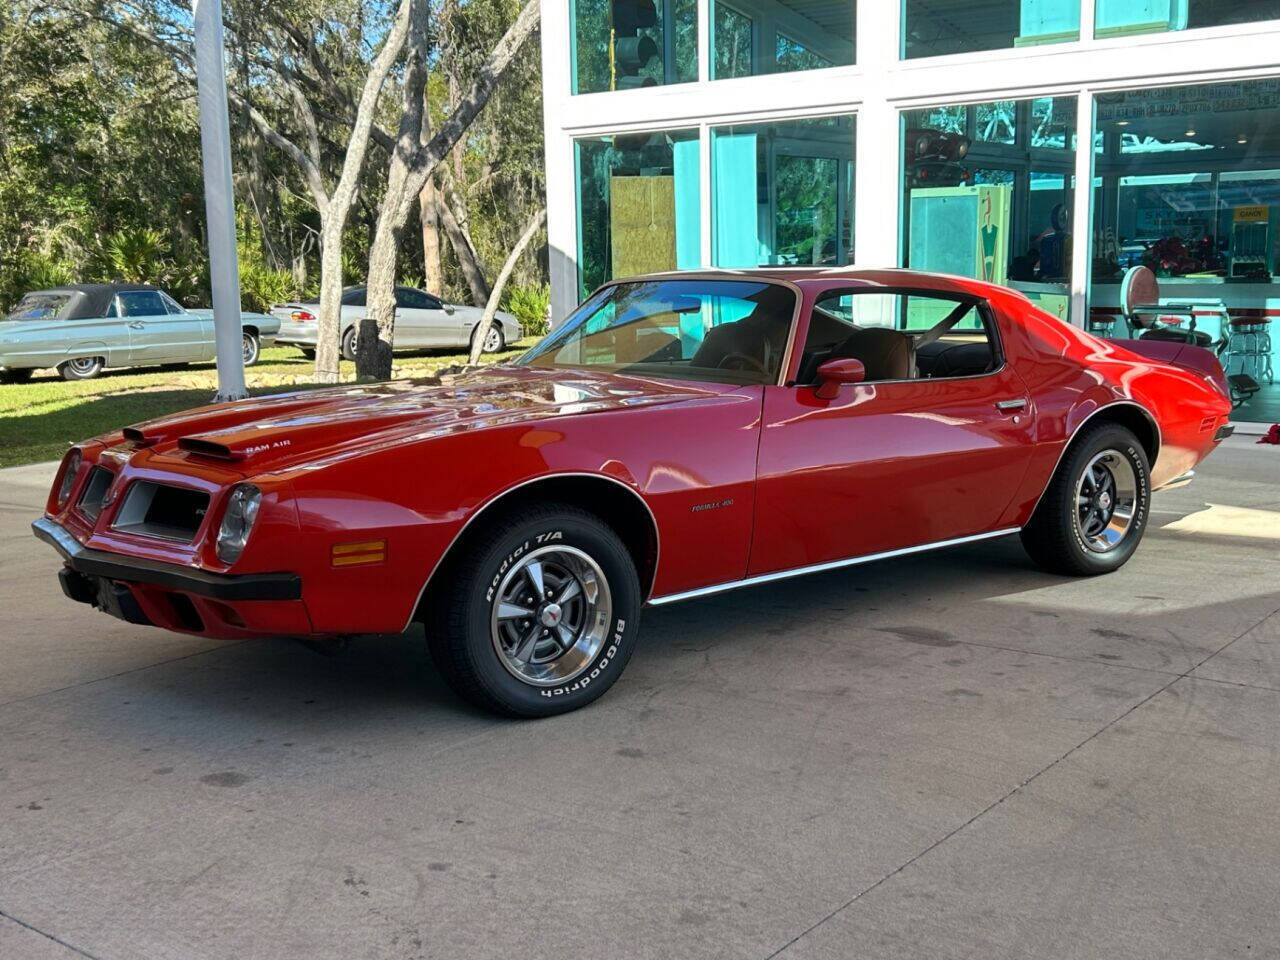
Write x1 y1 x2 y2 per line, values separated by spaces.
542 1 1280 325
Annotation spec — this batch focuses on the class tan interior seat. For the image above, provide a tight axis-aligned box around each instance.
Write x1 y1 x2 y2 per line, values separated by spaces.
829 327 915 381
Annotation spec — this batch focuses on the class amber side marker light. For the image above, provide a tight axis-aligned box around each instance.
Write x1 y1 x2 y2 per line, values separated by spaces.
331 539 387 567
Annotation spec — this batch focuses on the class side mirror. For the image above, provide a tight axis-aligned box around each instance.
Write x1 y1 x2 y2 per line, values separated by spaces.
443 304 455 315
814 357 865 399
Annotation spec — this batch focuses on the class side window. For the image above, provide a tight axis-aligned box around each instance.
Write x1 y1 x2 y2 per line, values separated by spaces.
116 291 167 317
798 290 1000 385
103 299 119 319
340 288 367 306
395 287 432 310
160 292 186 314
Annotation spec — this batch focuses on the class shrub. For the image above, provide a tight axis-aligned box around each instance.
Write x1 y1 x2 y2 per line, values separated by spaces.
0 249 74 313
505 283 550 337
239 261 298 313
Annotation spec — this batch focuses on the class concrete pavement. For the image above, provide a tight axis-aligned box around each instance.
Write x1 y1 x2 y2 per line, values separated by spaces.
1 438 1278 959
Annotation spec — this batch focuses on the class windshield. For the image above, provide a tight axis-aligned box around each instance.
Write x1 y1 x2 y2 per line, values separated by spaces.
517 278 796 386
7 292 73 321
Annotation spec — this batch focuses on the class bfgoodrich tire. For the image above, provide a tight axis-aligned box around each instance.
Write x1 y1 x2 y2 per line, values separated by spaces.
426 504 642 717
1021 422 1151 576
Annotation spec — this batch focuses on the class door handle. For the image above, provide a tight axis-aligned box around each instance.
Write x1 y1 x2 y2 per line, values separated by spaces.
127 321 145 329
995 398 1027 411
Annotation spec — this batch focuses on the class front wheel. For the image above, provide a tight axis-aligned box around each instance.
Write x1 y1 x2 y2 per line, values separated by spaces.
241 332 261 367
426 504 642 717
299 348 316 360
58 357 104 381
340 326 358 362
474 322 505 354
1021 422 1150 576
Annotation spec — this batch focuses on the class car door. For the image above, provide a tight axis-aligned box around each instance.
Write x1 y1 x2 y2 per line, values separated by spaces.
395 287 455 347
119 290 204 363
748 288 1037 577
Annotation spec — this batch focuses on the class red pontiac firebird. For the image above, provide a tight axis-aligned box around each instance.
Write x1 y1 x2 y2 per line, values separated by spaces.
34 269 1233 716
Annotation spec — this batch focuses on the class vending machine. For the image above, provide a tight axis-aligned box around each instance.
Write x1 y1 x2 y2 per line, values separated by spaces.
908 184 1012 286
1229 205 1273 279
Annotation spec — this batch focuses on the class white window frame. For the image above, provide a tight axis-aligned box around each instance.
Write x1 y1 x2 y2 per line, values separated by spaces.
542 0 1280 327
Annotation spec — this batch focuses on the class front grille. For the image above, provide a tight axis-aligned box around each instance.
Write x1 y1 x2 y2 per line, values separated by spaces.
112 481 210 542
77 466 114 520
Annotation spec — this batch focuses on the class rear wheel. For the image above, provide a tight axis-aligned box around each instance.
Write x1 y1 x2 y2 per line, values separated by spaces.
1021 422 1150 576
426 504 642 717
242 332 261 367
299 348 316 360
0 368 33 385
340 326 358 362
58 357 104 381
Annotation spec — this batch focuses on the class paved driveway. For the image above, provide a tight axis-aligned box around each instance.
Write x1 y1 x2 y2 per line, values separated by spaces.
2 438 1278 960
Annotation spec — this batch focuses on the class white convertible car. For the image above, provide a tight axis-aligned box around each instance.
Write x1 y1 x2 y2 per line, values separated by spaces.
271 285 523 360
0 283 279 383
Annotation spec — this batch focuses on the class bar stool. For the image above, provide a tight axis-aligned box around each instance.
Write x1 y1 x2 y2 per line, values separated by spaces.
1119 266 1216 348
1087 312 1121 338
1224 316 1274 385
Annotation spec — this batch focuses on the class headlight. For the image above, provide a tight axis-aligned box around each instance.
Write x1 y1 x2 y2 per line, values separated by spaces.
216 484 261 564
56 449 82 510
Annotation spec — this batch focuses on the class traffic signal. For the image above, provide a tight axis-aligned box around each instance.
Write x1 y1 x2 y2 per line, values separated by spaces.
612 0 659 90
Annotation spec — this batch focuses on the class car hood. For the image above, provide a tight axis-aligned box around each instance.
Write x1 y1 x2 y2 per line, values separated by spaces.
120 366 729 474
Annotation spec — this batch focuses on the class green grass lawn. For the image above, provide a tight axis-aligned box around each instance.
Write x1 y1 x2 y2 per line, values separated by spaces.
0 340 536 469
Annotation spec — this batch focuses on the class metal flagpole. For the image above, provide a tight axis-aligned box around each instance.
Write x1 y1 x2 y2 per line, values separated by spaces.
192 0 247 401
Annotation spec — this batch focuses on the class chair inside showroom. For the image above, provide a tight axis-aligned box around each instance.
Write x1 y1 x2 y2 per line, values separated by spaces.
1119 265 1216 348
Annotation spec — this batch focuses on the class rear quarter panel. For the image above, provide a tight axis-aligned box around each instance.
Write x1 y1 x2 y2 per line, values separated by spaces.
992 290 1230 525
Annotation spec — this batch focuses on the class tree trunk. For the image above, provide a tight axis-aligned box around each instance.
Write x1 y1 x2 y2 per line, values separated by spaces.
468 208 545 365
361 0 540 377
420 177 443 294
314 218 346 383
359 218 401 380
437 191 490 305
356 0 430 382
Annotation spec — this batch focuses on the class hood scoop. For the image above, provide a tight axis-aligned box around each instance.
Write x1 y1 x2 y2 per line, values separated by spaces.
178 437 239 460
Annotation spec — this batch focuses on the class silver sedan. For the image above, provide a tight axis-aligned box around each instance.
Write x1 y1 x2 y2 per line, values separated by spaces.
0 284 279 383
271 285 522 360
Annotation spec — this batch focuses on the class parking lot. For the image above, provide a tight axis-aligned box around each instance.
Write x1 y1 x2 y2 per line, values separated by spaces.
1 436 1278 960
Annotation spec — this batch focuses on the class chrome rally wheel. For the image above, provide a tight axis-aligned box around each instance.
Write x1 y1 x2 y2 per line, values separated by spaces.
427 504 642 717
490 546 612 687
1075 449 1138 553
1021 422 1150 576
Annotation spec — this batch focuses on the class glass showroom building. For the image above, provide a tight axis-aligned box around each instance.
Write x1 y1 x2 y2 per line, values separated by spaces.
539 1 1280 421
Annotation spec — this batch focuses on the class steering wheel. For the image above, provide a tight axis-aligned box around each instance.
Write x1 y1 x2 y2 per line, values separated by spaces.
717 352 769 376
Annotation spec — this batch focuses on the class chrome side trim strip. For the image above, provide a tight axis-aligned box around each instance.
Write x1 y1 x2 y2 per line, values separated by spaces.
1155 470 1194 491
646 527 1021 607
400 471 661 632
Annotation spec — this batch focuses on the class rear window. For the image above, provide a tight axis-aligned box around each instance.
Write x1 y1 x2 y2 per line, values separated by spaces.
7 292 73 321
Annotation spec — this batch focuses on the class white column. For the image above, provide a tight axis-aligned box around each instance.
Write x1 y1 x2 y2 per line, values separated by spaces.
541 0 578 325
1070 90 1095 329
192 0 246 402
852 0 900 267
